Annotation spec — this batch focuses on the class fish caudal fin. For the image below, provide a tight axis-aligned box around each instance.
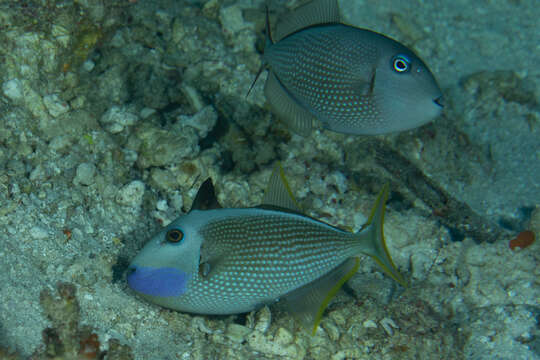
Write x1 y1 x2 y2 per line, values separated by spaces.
358 184 407 287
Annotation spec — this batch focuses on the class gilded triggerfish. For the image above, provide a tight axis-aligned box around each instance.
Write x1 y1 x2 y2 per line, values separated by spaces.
127 164 406 333
256 0 443 135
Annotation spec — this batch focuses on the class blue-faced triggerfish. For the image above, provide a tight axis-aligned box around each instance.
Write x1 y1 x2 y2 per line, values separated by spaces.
252 0 443 135
127 164 406 334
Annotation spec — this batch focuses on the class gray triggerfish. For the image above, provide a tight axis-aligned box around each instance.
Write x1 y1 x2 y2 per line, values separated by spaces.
255 0 443 135
127 164 406 334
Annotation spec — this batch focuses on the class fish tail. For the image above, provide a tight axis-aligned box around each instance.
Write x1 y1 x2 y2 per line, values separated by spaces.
357 184 407 287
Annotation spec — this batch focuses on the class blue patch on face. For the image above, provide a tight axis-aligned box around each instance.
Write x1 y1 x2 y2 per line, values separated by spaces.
127 266 191 297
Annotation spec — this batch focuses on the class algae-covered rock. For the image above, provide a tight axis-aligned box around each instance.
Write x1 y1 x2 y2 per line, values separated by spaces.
100 105 139 134
135 121 199 169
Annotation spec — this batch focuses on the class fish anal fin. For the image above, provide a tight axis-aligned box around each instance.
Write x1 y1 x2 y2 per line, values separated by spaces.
261 163 302 213
264 71 315 136
280 258 359 335
190 179 221 212
274 0 341 42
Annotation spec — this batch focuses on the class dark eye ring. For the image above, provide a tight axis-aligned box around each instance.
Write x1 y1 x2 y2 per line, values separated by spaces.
166 229 184 243
392 55 410 73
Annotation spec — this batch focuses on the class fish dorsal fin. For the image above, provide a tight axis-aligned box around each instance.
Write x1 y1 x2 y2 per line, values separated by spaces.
190 179 221 212
262 163 302 213
264 71 315 136
280 258 359 335
274 0 341 42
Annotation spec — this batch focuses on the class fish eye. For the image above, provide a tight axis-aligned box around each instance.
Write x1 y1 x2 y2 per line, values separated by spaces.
166 229 184 243
392 55 410 73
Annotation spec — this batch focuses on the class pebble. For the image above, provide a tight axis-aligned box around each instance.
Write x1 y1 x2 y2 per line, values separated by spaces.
180 84 204 112
49 135 72 151
140 107 157 119
100 105 139 134
2 79 24 101
137 124 199 168
225 324 251 343
253 306 271 333
380 317 398 336
219 5 251 34
321 320 340 341
363 319 377 329
73 163 97 186
115 180 145 207
169 192 184 212
273 327 293 345
43 94 70 117
156 199 168 212
179 105 217 138
29 165 46 181
82 59 95 72
30 226 49 239
246 331 299 358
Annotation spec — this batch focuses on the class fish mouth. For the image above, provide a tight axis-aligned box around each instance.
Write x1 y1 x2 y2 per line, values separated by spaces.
433 95 444 108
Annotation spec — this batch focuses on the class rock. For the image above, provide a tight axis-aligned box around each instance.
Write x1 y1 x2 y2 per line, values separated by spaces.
115 180 145 207
43 94 70 117
226 324 251 343
82 59 95 72
139 107 156 119
253 306 271 334
99 105 139 134
30 226 48 239
136 122 199 169
246 330 299 358
2 79 23 101
49 135 72 152
179 105 217 138
29 164 46 181
274 327 293 345
73 163 96 186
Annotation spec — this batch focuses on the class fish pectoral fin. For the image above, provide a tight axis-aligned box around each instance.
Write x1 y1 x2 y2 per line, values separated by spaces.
264 71 316 136
261 162 302 213
279 258 359 335
353 67 376 97
198 255 225 280
273 0 341 42
199 241 229 280
368 67 377 95
198 261 212 278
